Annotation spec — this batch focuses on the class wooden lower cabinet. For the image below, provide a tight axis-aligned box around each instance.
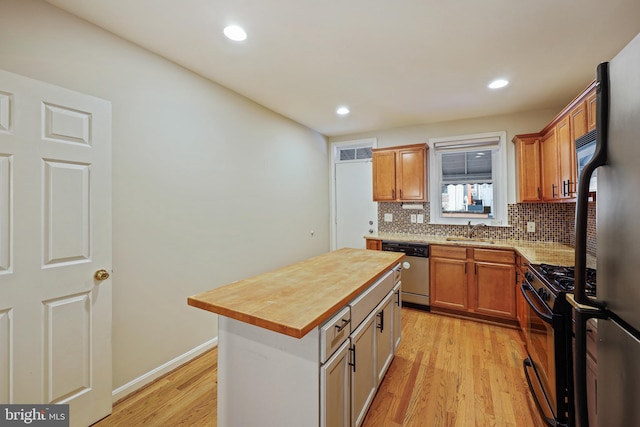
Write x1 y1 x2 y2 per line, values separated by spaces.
366 239 381 250
430 245 516 321
515 255 529 340
474 261 516 318
430 256 468 311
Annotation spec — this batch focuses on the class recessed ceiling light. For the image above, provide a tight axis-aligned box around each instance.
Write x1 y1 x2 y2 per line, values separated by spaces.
336 106 350 115
488 79 509 89
223 25 247 41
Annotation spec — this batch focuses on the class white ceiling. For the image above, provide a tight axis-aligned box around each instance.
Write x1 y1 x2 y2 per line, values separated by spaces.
44 0 640 137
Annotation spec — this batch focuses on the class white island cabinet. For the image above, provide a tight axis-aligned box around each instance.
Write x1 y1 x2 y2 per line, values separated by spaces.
188 248 404 427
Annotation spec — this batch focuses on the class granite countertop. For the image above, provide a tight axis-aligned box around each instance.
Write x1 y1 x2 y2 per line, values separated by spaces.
188 248 404 339
366 232 596 269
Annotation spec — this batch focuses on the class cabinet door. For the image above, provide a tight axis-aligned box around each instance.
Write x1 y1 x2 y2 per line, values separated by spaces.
321 340 351 427
351 311 377 427
392 282 402 353
515 136 542 202
587 90 597 131
375 293 394 385
372 150 397 201
430 257 467 311
474 262 516 319
397 146 426 201
570 100 589 141
366 239 381 251
541 128 560 200
557 116 576 199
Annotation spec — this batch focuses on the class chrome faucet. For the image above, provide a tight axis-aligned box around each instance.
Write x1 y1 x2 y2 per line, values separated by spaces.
466 220 486 238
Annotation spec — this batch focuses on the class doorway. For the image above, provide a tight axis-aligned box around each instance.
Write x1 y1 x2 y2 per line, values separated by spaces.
331 139 377 250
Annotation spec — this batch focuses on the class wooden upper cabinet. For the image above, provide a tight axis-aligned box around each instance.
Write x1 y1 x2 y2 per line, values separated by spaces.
397 146 426 201
587 89 597 131
514 135 542 202
557 115 576 199
541 128 560 201
372 144 427 202
513 82 596 204
372 150 397 201
570 99 589 141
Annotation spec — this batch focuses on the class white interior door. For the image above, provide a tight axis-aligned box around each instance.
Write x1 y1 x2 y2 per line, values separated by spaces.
335 161 377 249
0 70 112 426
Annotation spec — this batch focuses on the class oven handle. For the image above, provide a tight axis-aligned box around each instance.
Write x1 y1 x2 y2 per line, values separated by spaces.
523 357 558 427
521 282 554 324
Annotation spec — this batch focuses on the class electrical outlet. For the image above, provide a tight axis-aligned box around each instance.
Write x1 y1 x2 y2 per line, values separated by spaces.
384 213 393 222
417 214 424 224
527 221 536 233
410 214 417 223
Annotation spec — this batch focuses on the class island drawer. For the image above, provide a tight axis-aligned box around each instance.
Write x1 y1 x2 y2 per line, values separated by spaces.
320 306 351 363
350 270 394 330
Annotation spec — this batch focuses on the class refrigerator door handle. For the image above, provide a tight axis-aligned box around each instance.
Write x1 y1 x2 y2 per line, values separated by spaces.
574 62 610 308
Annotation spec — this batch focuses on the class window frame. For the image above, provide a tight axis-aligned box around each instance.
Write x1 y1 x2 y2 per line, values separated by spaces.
428 131 508 226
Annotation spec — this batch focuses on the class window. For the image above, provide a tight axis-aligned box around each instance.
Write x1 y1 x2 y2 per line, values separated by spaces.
337 146 372 161
429 132 507 225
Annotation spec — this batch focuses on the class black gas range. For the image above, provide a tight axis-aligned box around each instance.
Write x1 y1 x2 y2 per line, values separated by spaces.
522 263 597 427
530 263 597 298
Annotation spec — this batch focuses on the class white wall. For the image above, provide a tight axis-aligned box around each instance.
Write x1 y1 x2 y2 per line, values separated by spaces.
0 0 329 391
330 109 559 204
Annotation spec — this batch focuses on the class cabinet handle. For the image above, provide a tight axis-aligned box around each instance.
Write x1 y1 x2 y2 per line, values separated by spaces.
552 184 558 198
334 318 350 333
349 345 356 372
392 189 395 199
474 263 477 276
537 187 541 200
400 189 403 199
395 290 401 306
562 180 567 197
377 311 384 332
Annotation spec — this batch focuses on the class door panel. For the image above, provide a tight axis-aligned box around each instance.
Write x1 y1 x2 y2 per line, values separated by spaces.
0 154 10 273
44 293 91 403
43 160 91 266
0 308 10 402
0 70 112 426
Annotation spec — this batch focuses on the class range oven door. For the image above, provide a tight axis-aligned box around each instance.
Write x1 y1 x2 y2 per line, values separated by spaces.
522 281 558 426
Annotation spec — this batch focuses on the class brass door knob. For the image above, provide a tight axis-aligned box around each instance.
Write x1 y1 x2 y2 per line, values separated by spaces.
94 269 110 281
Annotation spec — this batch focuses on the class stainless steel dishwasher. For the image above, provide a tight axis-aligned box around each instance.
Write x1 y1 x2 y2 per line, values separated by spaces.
381 241 429 309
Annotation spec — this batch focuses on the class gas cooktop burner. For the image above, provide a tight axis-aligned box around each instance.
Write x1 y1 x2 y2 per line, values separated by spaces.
533 263 597 297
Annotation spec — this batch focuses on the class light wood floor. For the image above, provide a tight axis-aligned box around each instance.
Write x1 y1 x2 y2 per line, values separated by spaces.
93 308 545 427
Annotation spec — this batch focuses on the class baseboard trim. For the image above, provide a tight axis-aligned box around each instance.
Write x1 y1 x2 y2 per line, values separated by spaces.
111 337 218 403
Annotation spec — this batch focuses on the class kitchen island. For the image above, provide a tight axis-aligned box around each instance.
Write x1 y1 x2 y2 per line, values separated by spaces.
188 248 404 427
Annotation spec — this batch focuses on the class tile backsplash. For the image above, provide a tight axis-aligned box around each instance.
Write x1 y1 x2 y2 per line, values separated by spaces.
377 201 597 256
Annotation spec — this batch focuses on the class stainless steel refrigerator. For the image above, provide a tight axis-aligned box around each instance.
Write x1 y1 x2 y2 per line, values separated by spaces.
570 31 640 427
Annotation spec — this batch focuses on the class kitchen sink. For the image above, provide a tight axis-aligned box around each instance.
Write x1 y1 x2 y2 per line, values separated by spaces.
445 236 495 244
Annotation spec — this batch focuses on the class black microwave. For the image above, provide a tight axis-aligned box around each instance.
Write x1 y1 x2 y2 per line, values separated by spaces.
576 129 597 192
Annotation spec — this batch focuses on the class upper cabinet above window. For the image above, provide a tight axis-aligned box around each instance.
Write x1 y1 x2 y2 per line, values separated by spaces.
372 144 428 202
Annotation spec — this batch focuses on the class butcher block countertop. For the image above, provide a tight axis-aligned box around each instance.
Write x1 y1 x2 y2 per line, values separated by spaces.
188 248 404 339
